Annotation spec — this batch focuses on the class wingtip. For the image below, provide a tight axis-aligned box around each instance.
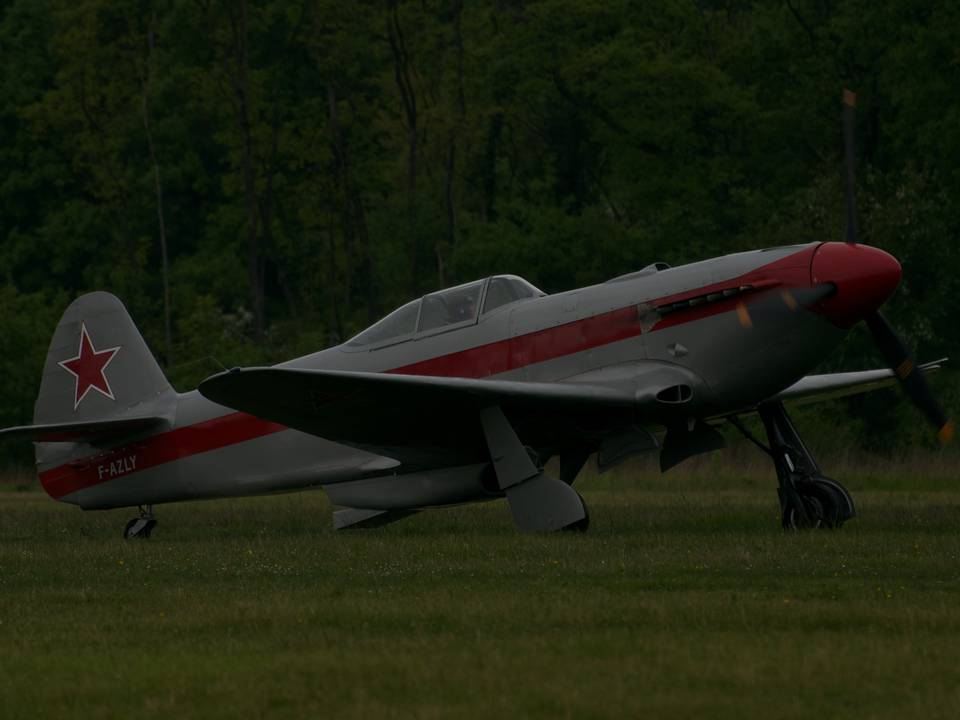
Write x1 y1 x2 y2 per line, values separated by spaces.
198 366 276 406
197 370 232 401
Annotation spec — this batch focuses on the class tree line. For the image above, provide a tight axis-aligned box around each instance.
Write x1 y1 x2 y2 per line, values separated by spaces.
1 0 957 462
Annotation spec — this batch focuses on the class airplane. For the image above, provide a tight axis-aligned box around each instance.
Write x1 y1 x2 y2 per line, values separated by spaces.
0 91 952 538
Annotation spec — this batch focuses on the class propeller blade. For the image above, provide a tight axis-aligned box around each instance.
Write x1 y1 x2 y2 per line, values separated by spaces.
843 89 859 244
864 311 954 443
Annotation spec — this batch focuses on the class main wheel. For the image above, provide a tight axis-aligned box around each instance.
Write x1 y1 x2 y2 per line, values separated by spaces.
783 480 847 530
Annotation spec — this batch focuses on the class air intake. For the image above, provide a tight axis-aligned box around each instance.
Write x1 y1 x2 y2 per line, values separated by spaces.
656 384 693 404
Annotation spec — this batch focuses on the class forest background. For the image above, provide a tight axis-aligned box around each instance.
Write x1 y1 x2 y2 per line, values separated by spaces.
1 0 957 466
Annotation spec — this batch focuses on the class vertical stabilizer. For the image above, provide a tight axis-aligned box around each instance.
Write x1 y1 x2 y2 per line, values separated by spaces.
33 292 176 428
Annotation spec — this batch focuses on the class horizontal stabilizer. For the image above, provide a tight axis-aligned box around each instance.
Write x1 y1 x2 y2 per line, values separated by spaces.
0 415 171 443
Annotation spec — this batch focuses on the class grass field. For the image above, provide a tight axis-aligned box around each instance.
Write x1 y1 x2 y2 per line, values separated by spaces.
1 452 959 718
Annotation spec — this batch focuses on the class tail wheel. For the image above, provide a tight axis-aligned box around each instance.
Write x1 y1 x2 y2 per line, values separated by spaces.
123 516 157 539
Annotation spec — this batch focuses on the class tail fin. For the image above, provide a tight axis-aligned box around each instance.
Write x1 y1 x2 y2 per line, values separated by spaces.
0 292 176 442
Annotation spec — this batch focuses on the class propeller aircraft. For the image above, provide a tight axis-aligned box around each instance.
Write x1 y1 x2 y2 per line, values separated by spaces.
1 91 951 537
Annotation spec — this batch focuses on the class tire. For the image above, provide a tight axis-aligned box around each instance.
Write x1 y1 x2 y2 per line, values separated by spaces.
784 480 847 530
123 518 139 539
784 493 823 530
123 517 157 539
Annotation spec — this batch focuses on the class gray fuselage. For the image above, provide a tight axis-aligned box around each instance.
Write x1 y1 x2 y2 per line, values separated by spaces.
40 243 845 510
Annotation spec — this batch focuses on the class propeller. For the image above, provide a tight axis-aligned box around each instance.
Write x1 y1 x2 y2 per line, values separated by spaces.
865 313 954 443
841 89 954 443
843 89 859 244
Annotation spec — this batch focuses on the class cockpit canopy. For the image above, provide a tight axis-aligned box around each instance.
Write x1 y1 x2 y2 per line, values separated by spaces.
347 275 544 348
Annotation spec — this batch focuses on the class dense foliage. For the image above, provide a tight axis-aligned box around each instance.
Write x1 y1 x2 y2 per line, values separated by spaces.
1 0 957 462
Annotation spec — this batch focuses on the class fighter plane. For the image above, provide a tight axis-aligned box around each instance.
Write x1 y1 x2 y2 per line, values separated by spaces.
1 91 952 537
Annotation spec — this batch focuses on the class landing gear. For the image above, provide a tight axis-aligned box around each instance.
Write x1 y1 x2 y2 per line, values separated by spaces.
781 476 851 529
731 402 855 530
480 405 590 532
123 505 157 539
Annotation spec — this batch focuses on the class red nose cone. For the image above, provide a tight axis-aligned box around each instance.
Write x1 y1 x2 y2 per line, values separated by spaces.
811 242 902 327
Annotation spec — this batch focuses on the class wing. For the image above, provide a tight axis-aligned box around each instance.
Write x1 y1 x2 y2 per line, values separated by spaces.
198 364 694 464
772 359 946 406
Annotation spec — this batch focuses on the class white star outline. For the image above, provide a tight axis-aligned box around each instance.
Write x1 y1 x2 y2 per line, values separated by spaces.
57 322 122 411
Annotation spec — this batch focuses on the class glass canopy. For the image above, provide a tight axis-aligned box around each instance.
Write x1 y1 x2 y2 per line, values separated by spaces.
347 275 544 348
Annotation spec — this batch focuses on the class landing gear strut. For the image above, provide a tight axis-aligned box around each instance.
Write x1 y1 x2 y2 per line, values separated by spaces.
124 505 157 539
731 403 855 529
480 405 589 532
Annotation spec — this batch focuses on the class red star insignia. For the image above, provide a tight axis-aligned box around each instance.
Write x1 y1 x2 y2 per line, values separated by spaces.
58 323 121 410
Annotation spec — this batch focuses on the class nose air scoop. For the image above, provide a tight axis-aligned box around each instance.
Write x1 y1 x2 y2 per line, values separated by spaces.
811 242 902 327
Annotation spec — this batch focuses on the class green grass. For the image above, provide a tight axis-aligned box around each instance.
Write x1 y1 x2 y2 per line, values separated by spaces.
2 454 960 718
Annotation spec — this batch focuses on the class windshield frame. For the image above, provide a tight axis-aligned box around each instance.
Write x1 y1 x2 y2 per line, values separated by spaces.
341 274 545 352
343 298 423 351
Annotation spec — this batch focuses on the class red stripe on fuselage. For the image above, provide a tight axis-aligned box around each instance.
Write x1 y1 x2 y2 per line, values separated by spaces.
39 413 286 500
391 245 817 377
390 305 643 377
40 244 819 500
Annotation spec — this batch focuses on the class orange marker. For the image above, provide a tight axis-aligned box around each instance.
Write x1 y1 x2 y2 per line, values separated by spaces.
938 421 955 445
736 303 752 328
